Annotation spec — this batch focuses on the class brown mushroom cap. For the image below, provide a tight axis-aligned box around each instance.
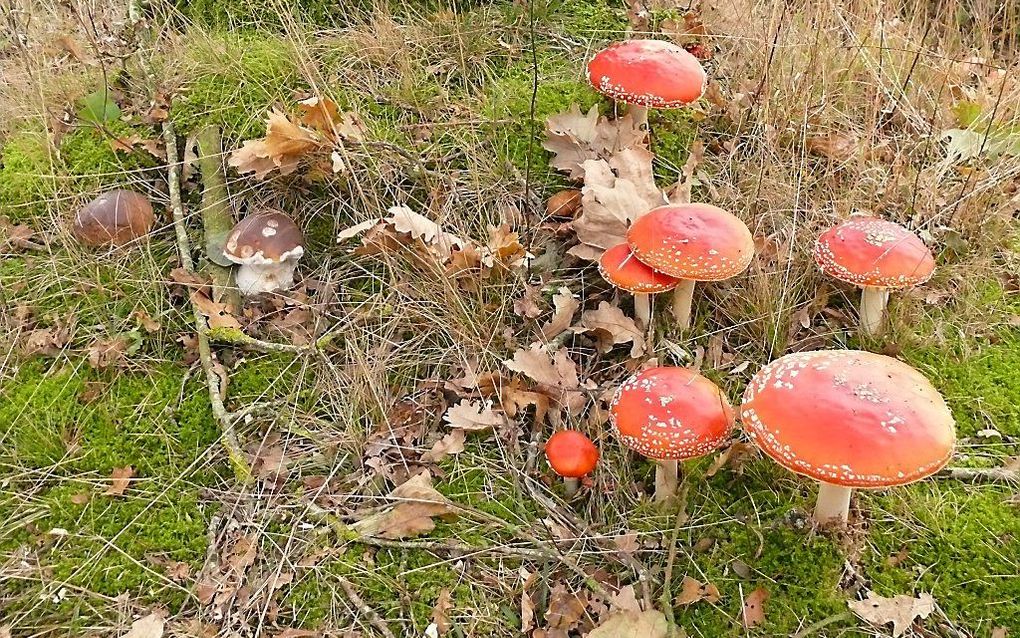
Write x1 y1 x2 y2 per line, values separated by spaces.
223 210 304 265
72 189 155 246
587 40 706 108
598 243 680 293
813 217 935 288
627 204 754 280
740 350 955 488
610 367 734 461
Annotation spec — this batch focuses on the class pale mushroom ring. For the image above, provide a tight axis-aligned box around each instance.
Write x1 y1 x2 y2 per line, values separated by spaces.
610 367 734 461
813 217 935 288
740 350 955 488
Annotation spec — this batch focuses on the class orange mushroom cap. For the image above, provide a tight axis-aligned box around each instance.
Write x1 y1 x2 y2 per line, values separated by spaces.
588 40 706 108
627 204 754 280
610 367 734 460
598 243 680 293
813 217 935 288
740 350 955 488
545 430 599 478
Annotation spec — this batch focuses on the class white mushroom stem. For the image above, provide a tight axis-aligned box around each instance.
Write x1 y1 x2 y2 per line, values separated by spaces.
563 477 579 498
235 259 299 296
634 293 652 328
630 105 649 130
671 279 696 329
859 286 890 336
814 483 852 523
655 460 679 503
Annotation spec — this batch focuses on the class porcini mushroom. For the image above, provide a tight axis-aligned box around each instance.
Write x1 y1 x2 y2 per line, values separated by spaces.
587 40 706 130
598 242 680 329
610 367 734 502
627 203 754 329
72 189 155 247
740 349 955 524
545 430 599 498
223 210 305 295
814 217 935 336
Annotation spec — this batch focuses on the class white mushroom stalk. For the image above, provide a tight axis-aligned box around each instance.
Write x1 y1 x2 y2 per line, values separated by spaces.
234 246 304 295
858 287 890 336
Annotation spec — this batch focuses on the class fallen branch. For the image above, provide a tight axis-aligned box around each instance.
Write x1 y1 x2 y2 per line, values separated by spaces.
204 326 335 354
337 575 397 638
938 466 1019 483
194 126 241 309
163 121 250 482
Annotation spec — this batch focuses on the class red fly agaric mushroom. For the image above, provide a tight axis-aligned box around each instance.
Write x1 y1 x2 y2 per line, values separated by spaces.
627 203 754 329
814 217 935 336
72 189 155 247
588 40 706 130
610 367 734 502
223 210 305 295
545 430 599 498
598 242 679 329
740 350 955 524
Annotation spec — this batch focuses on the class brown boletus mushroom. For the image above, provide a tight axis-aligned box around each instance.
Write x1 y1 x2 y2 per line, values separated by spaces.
740 350 955 524
72 189 155 247
598 242 679 328
223 210 305 295
545 430 599 498
814 217 935 336
587 39 706 130
611 367 734 502
627 203 754 329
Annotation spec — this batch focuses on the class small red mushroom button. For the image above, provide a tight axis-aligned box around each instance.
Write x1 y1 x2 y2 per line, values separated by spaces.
740 349 955 524
545 430 599 498
610 367 734 502
814 217 935 336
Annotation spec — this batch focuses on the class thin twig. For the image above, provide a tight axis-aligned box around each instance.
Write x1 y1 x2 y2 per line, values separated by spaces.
661 482 690 629
938 466 1020 483
163 121 250 482
336 575 397 638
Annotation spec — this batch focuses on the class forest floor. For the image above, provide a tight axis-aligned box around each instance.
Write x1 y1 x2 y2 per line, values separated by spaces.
1 0 1019 636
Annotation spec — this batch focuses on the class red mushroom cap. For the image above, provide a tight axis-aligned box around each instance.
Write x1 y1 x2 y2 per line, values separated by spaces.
588 40 706 108
610 367 734 460
545 430 599 478
813 218 935 288
740 350 955 488
598 243 680 293
626 204 754 280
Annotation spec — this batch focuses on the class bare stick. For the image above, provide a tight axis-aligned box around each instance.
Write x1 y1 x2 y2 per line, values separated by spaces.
337 576 397 638
163 122 250 482
939 466 1020 483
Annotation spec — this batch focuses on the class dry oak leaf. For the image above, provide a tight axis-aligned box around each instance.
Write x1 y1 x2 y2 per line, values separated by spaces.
87 337 131 370
351 471 458 539
806 133 856 162
431 588 454 634
543 104 647 180
848 591 936 637
544 584 586 630
122 613 164 638
539 287 580 340
385 205 466 259
742 587 769 629
421 428 467 464
443 399 505 431
587 609 668 638
676 576 721 605
607 585 643 614
105 465 134 496
504 344 563 386
570 149 665 260
666 140 704 205
190 290 241 330
574 302 646 358
228 109 323 179
297 97 367 142
514 286 544 319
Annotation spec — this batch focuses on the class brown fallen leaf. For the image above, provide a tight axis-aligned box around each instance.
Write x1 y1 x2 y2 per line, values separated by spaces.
228 109 324 179
123 613 164 638
676 576 721 605
297 96 367 142
742 587 769 628
704 441 757 477
546 189 582 218
385 205 466 258
574 302 645 358
539 287 579 340
806 133 856 162
69 492 91 505
105 466 134 496
87 337 131 370
504 344 563 386
351 471 458 539
666 140 704 204
607 585 642 614
514 286 544 319
848 591 936 637
421 429 467 464
431 588 454 634
587 610 668 638
443 399 505 431
131 309 161 333
543 105 646 181
190 290 241 330
544 584 586 630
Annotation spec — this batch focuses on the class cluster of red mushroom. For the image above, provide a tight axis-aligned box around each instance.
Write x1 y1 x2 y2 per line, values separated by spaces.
544 40 954 526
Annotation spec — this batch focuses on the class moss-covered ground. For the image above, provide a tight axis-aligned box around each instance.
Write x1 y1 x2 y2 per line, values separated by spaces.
1 0 1018 636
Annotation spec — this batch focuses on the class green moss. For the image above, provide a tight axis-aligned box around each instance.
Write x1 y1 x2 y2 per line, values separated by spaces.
0 130 55 221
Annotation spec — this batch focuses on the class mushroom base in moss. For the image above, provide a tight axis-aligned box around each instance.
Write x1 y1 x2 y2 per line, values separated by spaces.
814 482 853 523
